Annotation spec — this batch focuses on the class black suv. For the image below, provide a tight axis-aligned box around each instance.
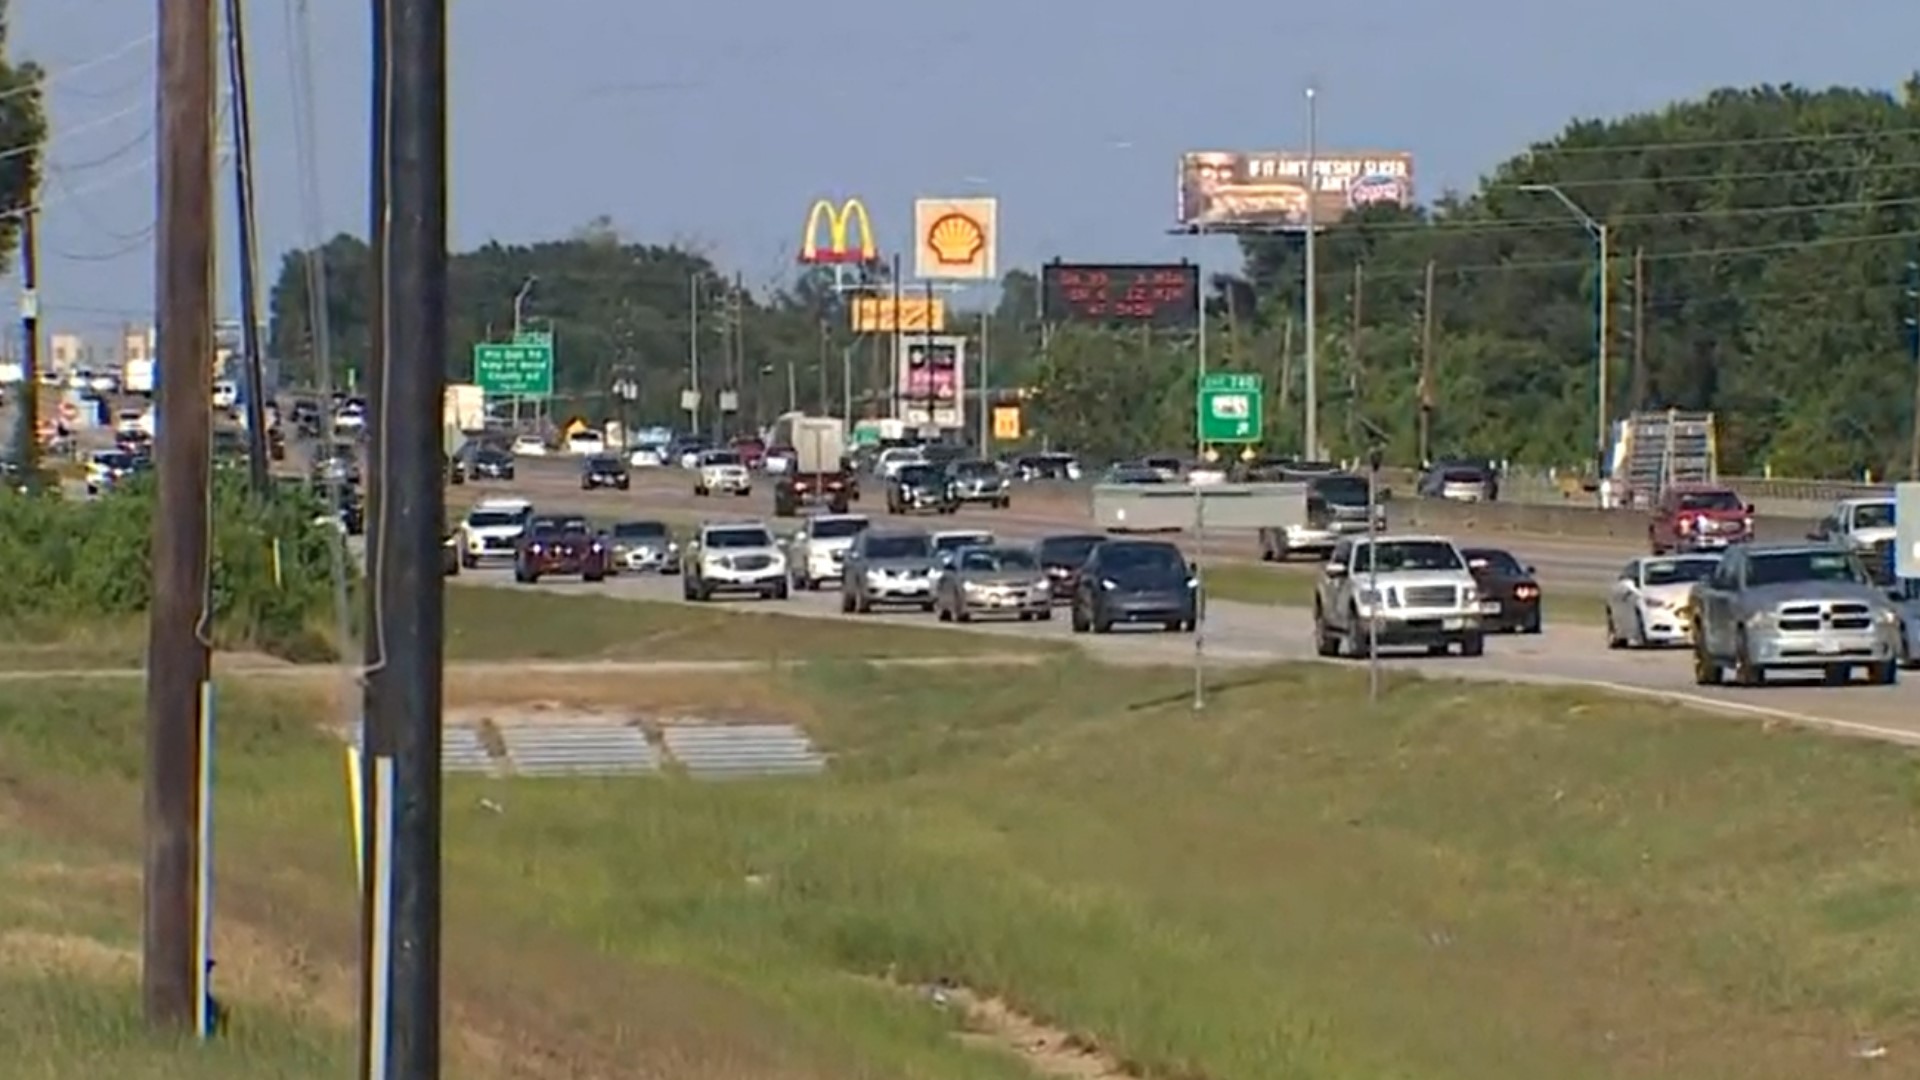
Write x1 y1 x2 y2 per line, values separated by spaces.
1069 540 1197 634
886 463 957 515
581 454 630 490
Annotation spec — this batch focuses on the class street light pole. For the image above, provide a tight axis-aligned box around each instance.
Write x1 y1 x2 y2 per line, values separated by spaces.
1302 86 1319 461
509 275 535 429
1519 183 1610 495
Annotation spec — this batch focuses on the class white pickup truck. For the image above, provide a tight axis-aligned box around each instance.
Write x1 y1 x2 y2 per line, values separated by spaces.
1312 534 1486 658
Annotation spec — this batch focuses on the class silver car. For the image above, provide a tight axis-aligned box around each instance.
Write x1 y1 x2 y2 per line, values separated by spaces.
606 520 679 574
1891 577 1920 670
840 529 937 613
1690 544 1901 686
934 545 1053 623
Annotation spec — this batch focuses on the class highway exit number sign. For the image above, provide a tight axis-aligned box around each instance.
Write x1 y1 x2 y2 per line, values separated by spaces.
1197 372 1263 443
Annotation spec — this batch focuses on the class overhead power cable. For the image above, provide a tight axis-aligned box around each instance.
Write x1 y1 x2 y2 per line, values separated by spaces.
0 32 157 105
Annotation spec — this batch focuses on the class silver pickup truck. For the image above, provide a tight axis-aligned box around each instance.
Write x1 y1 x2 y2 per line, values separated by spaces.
1689 544 1901 686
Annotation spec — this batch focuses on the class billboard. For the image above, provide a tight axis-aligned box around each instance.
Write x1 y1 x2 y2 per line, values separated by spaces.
798 198 878 264
1177 151 1413 230
850 296 946 333
898 335 965 429
1041 263 1200 329
913 196 998 281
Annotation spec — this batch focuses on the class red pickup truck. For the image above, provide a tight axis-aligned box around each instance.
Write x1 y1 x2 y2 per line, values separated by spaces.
1648 484 1754 554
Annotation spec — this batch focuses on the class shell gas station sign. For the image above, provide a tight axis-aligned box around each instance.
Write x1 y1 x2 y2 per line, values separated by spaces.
913 197 998 281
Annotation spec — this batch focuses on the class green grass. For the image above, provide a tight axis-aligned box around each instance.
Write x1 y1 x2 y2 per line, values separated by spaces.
7 660 1920 1077
1203 560 1607 623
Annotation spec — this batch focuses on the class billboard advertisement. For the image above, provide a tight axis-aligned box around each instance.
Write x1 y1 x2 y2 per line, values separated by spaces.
1041 262 1200 329
913 196 998 281
1177 151 1413 230
898 335 965 429
850 296 946 333
798 198 878 264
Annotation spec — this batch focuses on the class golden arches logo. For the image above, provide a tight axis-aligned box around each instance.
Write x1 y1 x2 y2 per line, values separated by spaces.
799 199 877 264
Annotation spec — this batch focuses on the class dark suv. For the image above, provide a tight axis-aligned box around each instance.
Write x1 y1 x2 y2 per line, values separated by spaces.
581 454 630 491
1069 540 1198 634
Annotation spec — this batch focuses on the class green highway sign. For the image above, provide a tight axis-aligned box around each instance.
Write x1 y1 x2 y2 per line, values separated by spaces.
1197 372 1263 443
473 340 554 396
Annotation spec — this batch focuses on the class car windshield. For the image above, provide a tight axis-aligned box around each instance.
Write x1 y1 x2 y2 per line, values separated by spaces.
1353 540 1465 572
1441 469 1485 484
1098 544 1187 576
1039 536 1103 564
587 456 620 469
1312 475 1369 506
1109 467 1163 484
960 547 1038 572
950 461 996 477
898 465 940 483
1746 550 1867 587
569 432 601 443
466 510 524 529
612 522 668 539
810 517 869 539
1677 490 1742 512
1641 557 1719 586
705 528 772 549
1854 502 1895 529
703 452 741 466
864 534 931 559
934 533 992 552
95 452 133 469
1461 549 1525 576
477 449 510 462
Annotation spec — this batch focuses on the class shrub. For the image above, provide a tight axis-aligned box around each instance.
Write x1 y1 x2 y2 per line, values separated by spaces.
0 473 355 658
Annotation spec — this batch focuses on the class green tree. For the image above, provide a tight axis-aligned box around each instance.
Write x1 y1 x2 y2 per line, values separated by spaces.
0 2 48 261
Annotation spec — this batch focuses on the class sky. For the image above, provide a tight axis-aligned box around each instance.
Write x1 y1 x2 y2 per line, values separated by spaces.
10 0 1920 341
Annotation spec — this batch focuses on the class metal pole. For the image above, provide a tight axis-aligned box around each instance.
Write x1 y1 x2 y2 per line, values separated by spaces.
841 343 853 422
1192 280 1206 711
223 0 270 493
1302 85 1319 461
145 0 216 1031
977 311 991 453
1596 223 1611 489
1366 458 1380 701
890 254 902 421
1418 259 1434 466
15 209 39 484
687 274 700 435
368 0 448 1071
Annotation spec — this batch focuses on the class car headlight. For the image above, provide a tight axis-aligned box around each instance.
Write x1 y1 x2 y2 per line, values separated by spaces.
1099 578 1117 591
1462 585 1479 605
1746 610 1777 629
962 580 985 595
1878 608 1899 626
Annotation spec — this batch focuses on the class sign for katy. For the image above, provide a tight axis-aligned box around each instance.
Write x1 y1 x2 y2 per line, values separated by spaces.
1177 150 1413 231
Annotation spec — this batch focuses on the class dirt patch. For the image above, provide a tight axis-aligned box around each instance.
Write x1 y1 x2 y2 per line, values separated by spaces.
874 976 1140 1079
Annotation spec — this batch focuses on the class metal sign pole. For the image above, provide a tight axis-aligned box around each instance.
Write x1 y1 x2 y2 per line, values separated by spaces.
1366 451 1381 701
1192 283 1206 711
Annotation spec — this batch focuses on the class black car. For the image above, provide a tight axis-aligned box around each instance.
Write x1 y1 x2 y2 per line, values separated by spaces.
886 463 957 515
1460 546 1541 633
581 454 630 490
446 451 466 485
1070 539 1197 634
1036 533 1105 604
333 486 366 536
469 447 515 481
290 398 323 436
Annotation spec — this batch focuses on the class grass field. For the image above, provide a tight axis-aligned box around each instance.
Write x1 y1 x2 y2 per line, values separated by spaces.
7 651 1920 1077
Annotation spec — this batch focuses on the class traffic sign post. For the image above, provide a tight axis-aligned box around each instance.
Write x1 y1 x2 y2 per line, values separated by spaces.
473 340 554 397
1197 372 1263 443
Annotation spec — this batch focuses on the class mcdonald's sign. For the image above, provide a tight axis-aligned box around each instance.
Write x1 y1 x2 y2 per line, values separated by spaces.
799 198 877 265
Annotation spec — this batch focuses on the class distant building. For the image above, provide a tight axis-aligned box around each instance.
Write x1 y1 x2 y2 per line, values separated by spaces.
50 332 90 371
122 324 155 365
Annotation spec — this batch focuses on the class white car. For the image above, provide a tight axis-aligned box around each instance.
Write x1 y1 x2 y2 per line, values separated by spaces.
693 451 751 497
460 497 532 567
1604 552 1721 648
115 408 150 437
567 430 606 456
930 529 995 583
786 513 871 590
1312 534 1486 657
682 521 787 601
510 434 548 456
628 446 666 468
875 447 925 480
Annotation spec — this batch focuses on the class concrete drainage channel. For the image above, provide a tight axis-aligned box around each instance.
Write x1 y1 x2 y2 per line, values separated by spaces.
347 712 827 779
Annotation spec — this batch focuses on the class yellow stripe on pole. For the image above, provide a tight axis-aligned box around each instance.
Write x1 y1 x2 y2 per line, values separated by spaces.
345 744 365 889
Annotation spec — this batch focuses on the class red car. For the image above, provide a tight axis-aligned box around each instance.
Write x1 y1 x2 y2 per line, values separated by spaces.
1648 485 1754 554
513 516 609 583
730 436 767 470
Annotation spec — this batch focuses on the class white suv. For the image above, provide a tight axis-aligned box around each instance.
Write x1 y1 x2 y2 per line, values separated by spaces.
1312 534 1485 658
460 497 532 567
786 513 870 590
682 521 788 601
693 450 752 497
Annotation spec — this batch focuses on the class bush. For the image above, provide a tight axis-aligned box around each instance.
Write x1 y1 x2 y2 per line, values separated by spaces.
0 473 354 658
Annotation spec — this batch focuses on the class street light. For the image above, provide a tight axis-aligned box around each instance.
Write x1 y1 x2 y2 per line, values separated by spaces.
511 275 537 337
1518 183 1611 495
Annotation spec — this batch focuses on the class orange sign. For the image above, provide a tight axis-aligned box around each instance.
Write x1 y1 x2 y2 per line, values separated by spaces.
913 197 998 281
799 198 877 264
850 296 947 333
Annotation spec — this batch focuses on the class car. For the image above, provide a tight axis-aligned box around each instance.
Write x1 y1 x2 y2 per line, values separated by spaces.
1418 462 1498 502
1068 539 1197 634
468 447 515 481
1036 532 1105 604
943 458 1011 509
1460 547 1543 633
606 519 679 574
1142 456 1185 483
442 528 461 577
1604 553 1721 649
693 450 752 497
1891 575 1920 670
1012 452 1082 482
1311 534 1486 658
1258 471 1379 561
628 445 667 468
567 429 607 456
510 433 547 457
730 436 767 471
1649 484 1754 554
580 454 631 491
445 451 466 485
460 497 532 567
785 513 871 591
929 529 995 583
874 446 926 481
682 521 788 601
840 529 939 613
513 515 609 583
667 438 709 468
1808 497 1897 556
934 544 1054 623
1102 463 1167 486
85 449 137 496
886 463 957 515
1689 544 1900 686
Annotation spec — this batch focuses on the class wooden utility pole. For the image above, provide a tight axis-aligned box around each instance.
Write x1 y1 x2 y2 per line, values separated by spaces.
1629 247 1648 414
15 208 39 482
1418 259 1435 467
1347 263 1364 448
145 0 216 1032
360 0 448 1073
1277 317 1294 411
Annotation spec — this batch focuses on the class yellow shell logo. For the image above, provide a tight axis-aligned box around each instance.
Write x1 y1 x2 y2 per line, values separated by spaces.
926 212 985 266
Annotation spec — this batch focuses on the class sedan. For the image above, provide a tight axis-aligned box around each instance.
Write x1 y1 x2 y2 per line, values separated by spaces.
1070 539 1197 634
934 545 1053 623
1460 547 1542 633
1604 553 1721 649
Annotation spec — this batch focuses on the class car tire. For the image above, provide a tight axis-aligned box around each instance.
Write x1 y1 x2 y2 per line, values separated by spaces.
739 488 752 498
954 606 972 623
617 480 630 491
937 600 952 622
1523 614 1542 634
840 590 855 613
461 553 477 569
1458 633 1486 657
1691 638 1722 685
1091 605 1113 634
1038 609 1053 621
1340 608 1369 659
1604 609 1625 649
918 600 935 613
583 572 605 583
1070 603 1090 634
1732 633 1764 687
771 581 788 601
683 580 698 601
1870 660 1900 685
1313 611 1339 658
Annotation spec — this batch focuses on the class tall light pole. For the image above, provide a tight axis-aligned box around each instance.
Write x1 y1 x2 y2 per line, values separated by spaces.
510 275 536 337
1302 86 1320 461
1519 183 1611 491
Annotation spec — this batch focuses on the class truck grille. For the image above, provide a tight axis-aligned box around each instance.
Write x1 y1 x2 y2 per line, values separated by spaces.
729 555 773 571
1401 585 1457 608
1777 601 1873 632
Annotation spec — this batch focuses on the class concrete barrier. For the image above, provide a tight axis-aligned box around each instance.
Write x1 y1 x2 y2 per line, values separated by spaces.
1387 497 1820 546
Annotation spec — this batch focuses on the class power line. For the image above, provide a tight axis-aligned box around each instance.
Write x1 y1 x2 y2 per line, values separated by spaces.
0 154 156 220
0 32 158 104
1314 193 1920 238
1493 157 1920 191
1357 226 1920 282
52 225 156 262
51 124 156 172
0 99 150 165
1521 123 1920 159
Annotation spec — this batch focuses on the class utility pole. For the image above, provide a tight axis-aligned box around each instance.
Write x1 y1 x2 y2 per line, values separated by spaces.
1302 85 1320 460
977 311 992 453
223 0 270 493
1347 262 1363 450
1418 259 1434 467
1906 248 1920 480
145 0 216 1033
686 274 700 436
357 2 388 1072
1630 247 1647 414
15 209 39 482
360 0 448 1075
816 317 829 414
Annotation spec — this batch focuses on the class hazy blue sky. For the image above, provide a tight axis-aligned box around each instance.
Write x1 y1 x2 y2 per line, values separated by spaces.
11 0 1920 337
